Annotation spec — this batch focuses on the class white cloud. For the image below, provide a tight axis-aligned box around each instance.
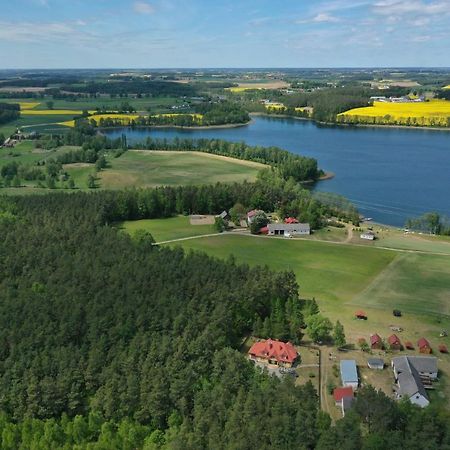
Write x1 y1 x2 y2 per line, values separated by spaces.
133 1 155 15
373 0 448 16
296 12 341 24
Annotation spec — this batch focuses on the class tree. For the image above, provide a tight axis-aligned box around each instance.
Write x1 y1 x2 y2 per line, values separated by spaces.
12 175 21 188
306 314 333 343
214 216 226 232
95 155 107 171
333 321 346 348
249 211 269 234
87 174 96 189
0 133 5 146
68 178 75 189
46 101 54 110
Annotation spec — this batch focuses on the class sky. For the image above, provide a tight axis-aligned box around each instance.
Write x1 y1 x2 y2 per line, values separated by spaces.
1 0 450 68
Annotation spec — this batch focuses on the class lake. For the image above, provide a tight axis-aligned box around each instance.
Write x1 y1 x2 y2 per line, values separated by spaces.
105 116 450 226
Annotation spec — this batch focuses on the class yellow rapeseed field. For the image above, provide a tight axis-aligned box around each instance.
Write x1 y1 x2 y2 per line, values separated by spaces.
265 103 286 111
338 100 450 127
60 114 139 127
18 102 41 110
443 85 450 90
154 113 203 119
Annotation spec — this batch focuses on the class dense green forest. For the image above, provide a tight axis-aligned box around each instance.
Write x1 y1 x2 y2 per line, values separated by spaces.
0 103 20 125
0 193 448 449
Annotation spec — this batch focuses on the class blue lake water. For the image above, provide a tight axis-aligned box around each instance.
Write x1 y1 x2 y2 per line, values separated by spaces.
105 116 450 226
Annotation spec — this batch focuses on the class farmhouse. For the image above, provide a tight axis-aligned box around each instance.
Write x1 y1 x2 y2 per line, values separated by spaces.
418 338 432 354
248 339 298 368
388 334 402 351
367 358 384 370
370 334 383 350
284 217 299 224
340 360 358 390
360 231 375 240
267 223 310 236
333 387 354 416
392 356 438 408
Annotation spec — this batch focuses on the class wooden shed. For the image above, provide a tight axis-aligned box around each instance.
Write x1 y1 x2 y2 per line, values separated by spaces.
370 334 383 350
388 334 402 351
417 338 432 354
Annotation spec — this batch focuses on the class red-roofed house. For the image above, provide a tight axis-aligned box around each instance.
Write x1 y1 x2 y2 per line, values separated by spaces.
355 310 367 320
247 209 263 225
333 386 354 405
370 334 383 350
248 339 298 368
418 338 432 354
388 334 402 351
284 217 299 224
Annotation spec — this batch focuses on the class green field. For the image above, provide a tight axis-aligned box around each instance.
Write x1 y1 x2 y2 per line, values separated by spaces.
121 216 216 242
168 234 396 302
99 150 265 189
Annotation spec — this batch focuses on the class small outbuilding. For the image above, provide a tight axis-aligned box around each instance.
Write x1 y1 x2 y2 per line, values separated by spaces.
355 310 367 320
340 360 359 390
367 358 384 370
360 231 375 240
333 386 354 405
388 334 402 351
393 309 402 317
405 341 414 350
439 344 448 354
418 338 432 354
284 217 299 224
370 334 383 350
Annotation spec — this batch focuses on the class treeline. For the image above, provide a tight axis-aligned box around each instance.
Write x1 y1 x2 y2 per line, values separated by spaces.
406 212 450 235
138 137 320 182
194 101 250 125
0 102 20 125
62 80 197 97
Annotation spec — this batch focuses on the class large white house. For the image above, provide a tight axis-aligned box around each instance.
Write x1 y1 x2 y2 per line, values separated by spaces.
392 356 438 408
267 223 310 236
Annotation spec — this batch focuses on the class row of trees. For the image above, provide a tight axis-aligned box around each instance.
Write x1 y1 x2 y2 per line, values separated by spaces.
406 212 450 235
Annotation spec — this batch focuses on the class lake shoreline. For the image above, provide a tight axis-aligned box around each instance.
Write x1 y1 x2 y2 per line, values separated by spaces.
252 112 450 132
98 120 252 132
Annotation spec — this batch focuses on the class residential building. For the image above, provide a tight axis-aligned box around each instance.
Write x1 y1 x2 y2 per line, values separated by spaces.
267 223 310 236
248 339 298 368
370 334 383 350
392 356 438 408
340 360 359 390
388 334 402 351
418 338 432 354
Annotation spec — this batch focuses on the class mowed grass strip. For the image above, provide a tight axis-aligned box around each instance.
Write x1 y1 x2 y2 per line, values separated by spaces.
167 234 396 302
121 216 216 242
99 150 265 189
350 252 450 317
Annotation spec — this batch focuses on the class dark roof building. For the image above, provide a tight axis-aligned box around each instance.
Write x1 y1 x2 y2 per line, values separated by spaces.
367 358 384 370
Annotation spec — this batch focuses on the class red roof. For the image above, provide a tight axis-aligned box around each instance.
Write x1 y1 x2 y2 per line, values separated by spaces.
355 310 367 317
439 344 448 354
333 386 354 402
259 226 269 234
370 334 382 345
284 217 299 224
248 339 298 364
247 210 258 218
388 334 401 346
418 338 431 349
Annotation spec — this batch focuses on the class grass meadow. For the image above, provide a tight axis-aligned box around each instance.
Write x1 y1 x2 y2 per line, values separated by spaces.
99 150 264 189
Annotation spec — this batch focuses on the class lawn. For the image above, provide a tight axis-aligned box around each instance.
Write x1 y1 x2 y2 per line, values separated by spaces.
168 234 396 302
121 216 216 242
99 150 265 189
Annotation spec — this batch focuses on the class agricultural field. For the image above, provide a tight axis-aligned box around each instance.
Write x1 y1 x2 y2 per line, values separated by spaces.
164 233 450 367
98 150 265 189
226 81 290 92
338 100 450 127
121 215 216 242
59 113 140 127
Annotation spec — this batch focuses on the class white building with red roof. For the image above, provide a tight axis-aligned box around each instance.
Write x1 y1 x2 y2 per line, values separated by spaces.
248 338 298 368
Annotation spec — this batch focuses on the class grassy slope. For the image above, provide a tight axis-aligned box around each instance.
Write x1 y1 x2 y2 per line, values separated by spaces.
99 150 265 189
121 216 216 241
